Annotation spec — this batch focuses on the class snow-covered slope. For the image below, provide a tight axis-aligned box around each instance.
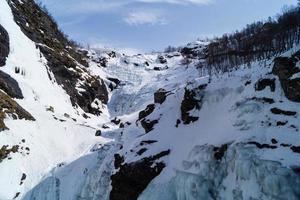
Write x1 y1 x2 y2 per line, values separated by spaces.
0 1 110 199
1 0 300 200
21 45 300 200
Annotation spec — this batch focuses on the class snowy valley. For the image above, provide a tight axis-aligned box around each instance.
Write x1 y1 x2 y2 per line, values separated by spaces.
0 0 300 200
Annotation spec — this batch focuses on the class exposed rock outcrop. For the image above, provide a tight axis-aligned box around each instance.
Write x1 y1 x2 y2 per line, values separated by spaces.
273 56 300 102
7 0 108 115
255 78 275 92
181 84 206 124
154 88 169 104
0 145 19 163
110 150 170 200
0 24 9 67
138 104 155 121
0 91 34 131
0 70 23 99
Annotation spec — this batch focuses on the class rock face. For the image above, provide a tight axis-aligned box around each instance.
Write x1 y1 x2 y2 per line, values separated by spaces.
138 104 159 133
273 56 300 102
255 78 276 92
0 24 9 67
181 85 206 124
0 145 19 163
7 0 108 115
154 88 169 104
110 150 170 200
0 71 23 99
0 91 34 131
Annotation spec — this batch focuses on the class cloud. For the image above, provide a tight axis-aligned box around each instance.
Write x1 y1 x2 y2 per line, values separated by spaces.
123 10 167 26
138 0 213 5
42 0 213 16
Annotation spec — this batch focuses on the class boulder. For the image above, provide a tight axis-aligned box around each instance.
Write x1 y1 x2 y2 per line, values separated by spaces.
270 107 296 116
255 78 275 92
141 119 159 133
154 88 169 104
0 70 23 99
95 130 102 136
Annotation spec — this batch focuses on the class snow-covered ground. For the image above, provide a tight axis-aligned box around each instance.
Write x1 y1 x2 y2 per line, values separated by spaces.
0 0 300 199
0 1 110 199
22 48 300 200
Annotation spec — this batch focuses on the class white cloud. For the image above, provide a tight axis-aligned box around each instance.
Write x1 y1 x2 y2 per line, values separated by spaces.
123 10 167 26
42 0 213 16
137 0 213 5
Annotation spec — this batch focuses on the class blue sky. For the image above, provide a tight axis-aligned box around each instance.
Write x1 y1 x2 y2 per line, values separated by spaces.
39 0 298 54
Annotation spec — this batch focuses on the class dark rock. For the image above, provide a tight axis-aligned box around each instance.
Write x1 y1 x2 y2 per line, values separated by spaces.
291 146 300 153
0 145 19 163
157 55 167 64
281 143 291 147
0 70 23 99
276 121 288 126
273 57 299 80
154 88 169 104
111 117 121 125
270 107 296 116
119 123 124 128
255 78 276 92
0 91 35 131
108 77 121 91
244 80 251 86
7 0 108 115
247 141 277 149
141 119 159 133
251 97 275 104
95 130 102 136
175 119 181 127
291 167 300 174
213 144 228 160
273 57 300 102
126 122 131 126
108 51 116 58
153 66 169 71
0 24 9 67
136 148 147 156
180 47 199 58
20 173 26 185
114 154 125 169
102 124 109 129
110 150 170 200
181 85 206 124
13 192 20 199
271 139 278 144
138 104 155 121
46 106 54 113
140 140 157 146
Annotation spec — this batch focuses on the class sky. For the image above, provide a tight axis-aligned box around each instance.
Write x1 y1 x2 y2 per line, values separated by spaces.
38 0 298 54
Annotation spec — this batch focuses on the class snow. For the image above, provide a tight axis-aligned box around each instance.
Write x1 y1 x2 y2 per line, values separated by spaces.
1 1 300 199
0 1 110 199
